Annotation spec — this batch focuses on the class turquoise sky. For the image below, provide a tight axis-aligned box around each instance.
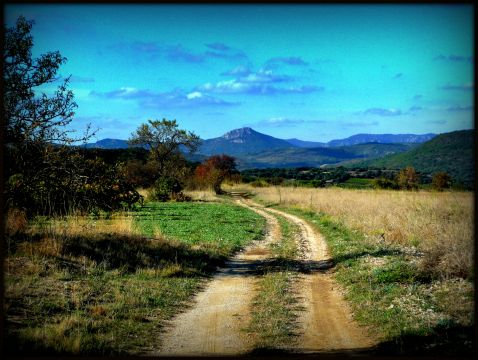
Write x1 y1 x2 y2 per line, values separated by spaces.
4 4 474 141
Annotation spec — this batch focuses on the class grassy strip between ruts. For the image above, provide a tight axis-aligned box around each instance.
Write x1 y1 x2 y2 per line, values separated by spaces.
246 214 303 352
4 200 265 355
261 203 474 356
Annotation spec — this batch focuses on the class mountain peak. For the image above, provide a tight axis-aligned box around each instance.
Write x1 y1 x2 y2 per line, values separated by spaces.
223 127 256 140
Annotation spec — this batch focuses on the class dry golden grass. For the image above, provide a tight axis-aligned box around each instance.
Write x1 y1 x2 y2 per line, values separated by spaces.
41 213 138 237
19 213 141 259
183 188 220 202
243 184 473 278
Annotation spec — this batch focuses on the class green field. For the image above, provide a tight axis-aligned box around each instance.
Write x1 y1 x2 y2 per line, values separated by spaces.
4 200 265 355
134 202 265 257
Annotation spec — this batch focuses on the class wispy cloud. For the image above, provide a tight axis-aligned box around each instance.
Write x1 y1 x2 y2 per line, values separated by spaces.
200 69 322 95
165 44 205 63
266 56 309 67
363 108 403 116
409 106 423 112
203 42 248 61
53 75 95 84
221 65 253 76
90 87 238 108
206 42 231 51
425 120 447 125
248 117 327 128
341 120 379 127
439 83 474 91
412 94 423 100
200 80 321 95
393 73 403 79
446 105 473 112
434 54 473 63
111 40 247 63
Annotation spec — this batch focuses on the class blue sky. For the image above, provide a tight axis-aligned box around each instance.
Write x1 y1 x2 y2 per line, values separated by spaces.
4 4 474 142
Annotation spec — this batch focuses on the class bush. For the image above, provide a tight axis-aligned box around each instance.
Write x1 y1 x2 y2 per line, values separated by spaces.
373 177 399 190
432 172 452 191
150 177 183 202
250 179 270 188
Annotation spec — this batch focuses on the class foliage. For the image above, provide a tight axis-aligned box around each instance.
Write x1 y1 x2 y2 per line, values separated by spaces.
432 172 452 191
373 177 399 190
128 119 201 200
5 147 141 215
129 119 201 178
3 16 141 216
195 155 237 194
396 167 419 190
150 177 184 202
3 16 85 147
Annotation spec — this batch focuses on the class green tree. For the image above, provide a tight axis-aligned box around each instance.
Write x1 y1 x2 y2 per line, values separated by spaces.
3 16 94 214
129 119 201 178
396 166 419 190
432 172 452 191
3 16 140 216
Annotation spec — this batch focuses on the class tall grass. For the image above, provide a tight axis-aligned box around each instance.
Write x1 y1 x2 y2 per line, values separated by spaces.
245 185 473 279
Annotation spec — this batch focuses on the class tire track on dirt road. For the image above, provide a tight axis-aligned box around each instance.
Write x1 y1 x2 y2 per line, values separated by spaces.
153 200 280 356
254 201 376 352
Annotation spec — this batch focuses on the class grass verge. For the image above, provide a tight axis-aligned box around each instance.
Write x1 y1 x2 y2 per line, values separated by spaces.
246 214 302 352
4 201 265 355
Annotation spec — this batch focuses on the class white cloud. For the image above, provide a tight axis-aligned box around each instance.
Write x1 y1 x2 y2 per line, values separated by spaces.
187 91 203 99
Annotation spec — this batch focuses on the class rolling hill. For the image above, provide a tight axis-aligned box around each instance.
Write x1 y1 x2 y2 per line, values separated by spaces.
326 133 436 147
83 138 130 149
236 142 415 169
285 138 326 148
357 130 474 186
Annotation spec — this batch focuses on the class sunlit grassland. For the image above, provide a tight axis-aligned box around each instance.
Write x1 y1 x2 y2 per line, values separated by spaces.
4 200 265 355
241 184 474 354
238 184 473 279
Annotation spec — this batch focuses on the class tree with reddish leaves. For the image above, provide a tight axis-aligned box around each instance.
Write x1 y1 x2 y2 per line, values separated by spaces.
198 155 237 194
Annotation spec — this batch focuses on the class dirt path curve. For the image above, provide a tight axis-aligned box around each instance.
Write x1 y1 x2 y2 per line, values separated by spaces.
153 200 280 356
246 200 376 352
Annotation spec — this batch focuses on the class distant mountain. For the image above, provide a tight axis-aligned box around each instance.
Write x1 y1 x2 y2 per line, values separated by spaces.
327 133 436 147
82 130 436 154
285 138 326 148
237 142 414 169
198 127 294 156
358 130 474 186
83 138 129 149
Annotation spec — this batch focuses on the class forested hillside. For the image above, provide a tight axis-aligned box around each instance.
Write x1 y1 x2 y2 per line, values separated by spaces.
359 130 474 186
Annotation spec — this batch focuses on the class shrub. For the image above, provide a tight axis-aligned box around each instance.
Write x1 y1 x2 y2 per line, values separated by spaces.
373 177 399 190
150 177 183 202
250 179 270 188
432 172 452 191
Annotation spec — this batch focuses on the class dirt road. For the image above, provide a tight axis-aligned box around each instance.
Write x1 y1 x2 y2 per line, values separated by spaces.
262 204 375 352
155 203 280 356
154 198 374 356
